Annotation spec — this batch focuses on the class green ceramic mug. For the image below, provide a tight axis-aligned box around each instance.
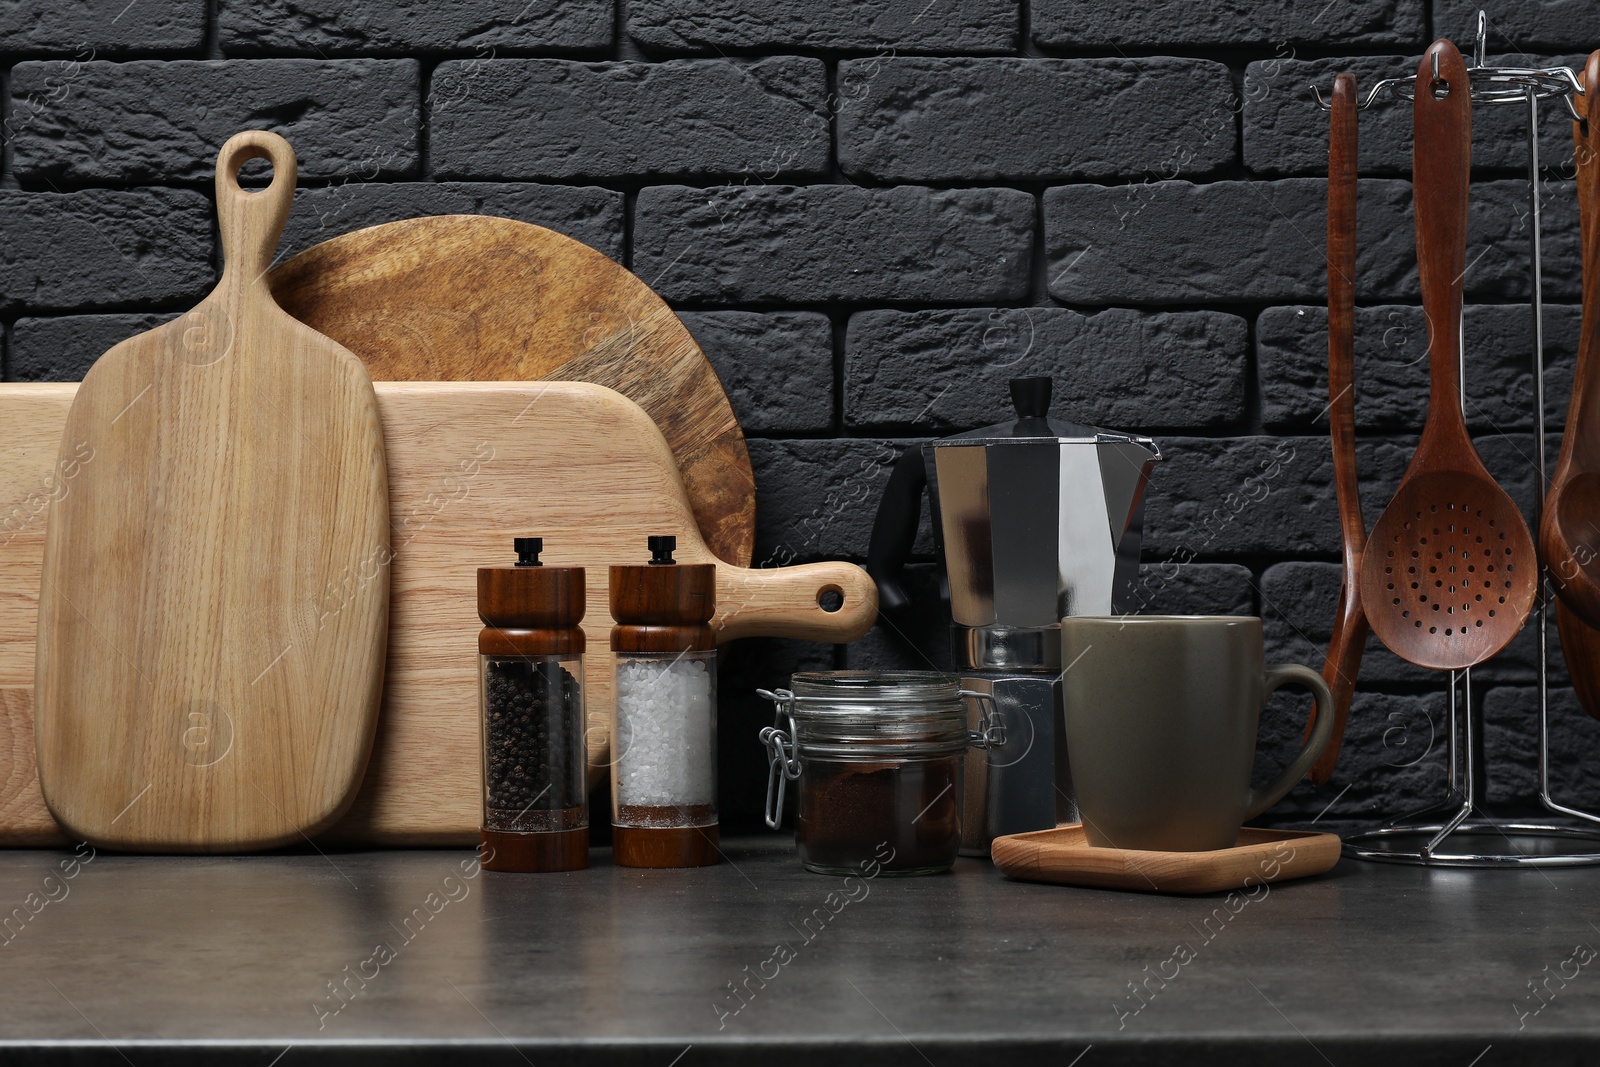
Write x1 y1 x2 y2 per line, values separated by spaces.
1060 615 1335 852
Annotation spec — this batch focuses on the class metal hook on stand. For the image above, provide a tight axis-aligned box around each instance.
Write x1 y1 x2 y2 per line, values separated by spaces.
1310 10 1586 120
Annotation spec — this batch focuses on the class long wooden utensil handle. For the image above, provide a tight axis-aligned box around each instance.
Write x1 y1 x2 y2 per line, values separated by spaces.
1328 72 1363 558
1309 71 1365 785
1413 40 1473 447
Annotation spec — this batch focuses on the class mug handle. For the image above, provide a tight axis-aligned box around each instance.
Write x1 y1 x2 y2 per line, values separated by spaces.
1244 664 1337 820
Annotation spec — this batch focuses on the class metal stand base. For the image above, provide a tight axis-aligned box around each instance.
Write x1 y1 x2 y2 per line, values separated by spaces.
1346 823 1600 868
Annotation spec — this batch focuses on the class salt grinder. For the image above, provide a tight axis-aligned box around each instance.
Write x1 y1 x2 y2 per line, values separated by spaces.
609 535 720 868
477 537 589 872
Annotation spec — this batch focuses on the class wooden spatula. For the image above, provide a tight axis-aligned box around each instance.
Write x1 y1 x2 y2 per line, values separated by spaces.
1358 41 1538 671
1549 52 1600 720
1307 72 1368 783
34 131 390 852
1546 53 1600 643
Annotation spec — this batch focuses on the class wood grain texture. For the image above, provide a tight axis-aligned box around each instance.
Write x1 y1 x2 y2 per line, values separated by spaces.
990 825 1341 895
34 132 390 852
1 382 877 846
1358 41 1538 672
267 214 756 569
0 688 63 846
609 558 716 652
1309 72 1369 783
1546 53 1600 672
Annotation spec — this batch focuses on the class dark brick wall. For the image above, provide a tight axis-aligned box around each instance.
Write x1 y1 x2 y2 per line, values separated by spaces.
5 0 1600 833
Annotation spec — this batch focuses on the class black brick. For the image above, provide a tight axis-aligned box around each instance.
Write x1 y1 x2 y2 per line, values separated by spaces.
1466 179 1580 301
1256 690 1447 821
635 185 1034 305
428 58 827 181
9 313 176 381
679 312 834 434
847 564 957 674
843 307 1247 431
1142 436 1342 558
838 57 1236 182
1045 178 1579 306
1434 1 1600 52
0 189 212 313
1031 0 1425 49
1258 304 1580 433
1046 179 1415 306
0 0 203 55
1243 54 1580 177
219 0 612 56
280 182 625 261
627 0 1018 54
9 59 421 183
748 438 912 567
1482 687 1600 808
1129 562 1256 616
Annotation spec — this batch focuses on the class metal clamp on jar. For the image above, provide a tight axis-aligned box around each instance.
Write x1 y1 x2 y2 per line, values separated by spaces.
758 672 1002 876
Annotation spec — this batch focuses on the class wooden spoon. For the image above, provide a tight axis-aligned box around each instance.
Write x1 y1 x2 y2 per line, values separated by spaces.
1357 40 1539 671
1307 72 1367 783
1549 51 1600 719
1545 52 1600 631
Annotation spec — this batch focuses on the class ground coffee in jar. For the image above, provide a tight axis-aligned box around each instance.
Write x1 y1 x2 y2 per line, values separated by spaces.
759 672 1001 876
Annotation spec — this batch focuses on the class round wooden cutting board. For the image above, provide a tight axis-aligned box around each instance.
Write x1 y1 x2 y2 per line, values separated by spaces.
267 214 756 567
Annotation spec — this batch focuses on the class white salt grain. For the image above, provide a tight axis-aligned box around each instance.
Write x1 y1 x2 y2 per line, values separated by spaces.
614 656 714 807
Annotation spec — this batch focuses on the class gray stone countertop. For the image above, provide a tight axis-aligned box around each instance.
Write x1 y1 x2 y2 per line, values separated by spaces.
0 833 1597 1065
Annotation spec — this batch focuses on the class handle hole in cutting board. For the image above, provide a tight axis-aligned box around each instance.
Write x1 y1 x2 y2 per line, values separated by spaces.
233 157 274 188
220 135 286 193
818 586 844 613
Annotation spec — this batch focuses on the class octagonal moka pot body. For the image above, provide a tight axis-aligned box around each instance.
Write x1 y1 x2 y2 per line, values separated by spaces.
867 376 1162 854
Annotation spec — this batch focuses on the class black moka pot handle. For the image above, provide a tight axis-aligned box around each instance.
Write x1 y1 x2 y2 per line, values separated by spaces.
866 444 929 623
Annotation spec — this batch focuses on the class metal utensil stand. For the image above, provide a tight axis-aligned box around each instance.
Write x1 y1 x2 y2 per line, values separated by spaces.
1313 12 1600 866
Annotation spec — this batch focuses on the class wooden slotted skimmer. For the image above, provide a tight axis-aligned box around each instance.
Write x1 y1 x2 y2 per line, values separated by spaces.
1357 41 1538 671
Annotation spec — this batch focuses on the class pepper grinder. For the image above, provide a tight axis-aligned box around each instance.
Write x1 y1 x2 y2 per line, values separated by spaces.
477 537 588 872
609 535 719 868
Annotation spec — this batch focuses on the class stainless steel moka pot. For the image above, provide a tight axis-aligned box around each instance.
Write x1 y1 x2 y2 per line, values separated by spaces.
867 376 1161 854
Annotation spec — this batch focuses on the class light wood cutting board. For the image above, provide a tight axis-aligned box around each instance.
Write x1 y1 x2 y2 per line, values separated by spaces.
0 381 876 846
267 214 757 568
33 132 390 853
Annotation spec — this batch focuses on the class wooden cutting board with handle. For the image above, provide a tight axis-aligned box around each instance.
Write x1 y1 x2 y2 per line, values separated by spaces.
32 132 391 852
1 381 876 846
266 214 756 568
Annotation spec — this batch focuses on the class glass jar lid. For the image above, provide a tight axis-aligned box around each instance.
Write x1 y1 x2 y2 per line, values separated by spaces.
789 670 964 706
761 671 993 760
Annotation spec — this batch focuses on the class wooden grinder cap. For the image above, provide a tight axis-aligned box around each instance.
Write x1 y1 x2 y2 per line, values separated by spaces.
478 537 586 657
609 536 716 653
